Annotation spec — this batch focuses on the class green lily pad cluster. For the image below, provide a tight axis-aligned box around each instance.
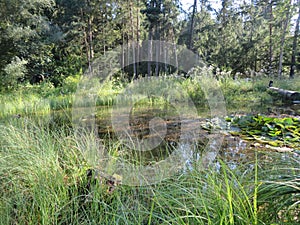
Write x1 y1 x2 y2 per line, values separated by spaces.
227 114 300 148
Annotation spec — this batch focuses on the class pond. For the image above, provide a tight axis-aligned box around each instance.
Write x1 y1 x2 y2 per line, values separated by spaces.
53 101 300 142
51 99 299 185
4 96 298 186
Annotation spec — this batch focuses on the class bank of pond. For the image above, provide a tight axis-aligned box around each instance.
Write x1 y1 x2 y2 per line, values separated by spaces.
0 105 299 224
0 76 299 224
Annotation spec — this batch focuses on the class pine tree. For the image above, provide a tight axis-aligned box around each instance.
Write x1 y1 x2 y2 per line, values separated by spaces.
290 0 300 78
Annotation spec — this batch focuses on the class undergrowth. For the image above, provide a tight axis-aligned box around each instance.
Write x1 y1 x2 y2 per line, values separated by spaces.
0 119 299 224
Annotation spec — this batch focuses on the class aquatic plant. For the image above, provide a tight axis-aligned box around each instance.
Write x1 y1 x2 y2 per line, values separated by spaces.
228 114 300 149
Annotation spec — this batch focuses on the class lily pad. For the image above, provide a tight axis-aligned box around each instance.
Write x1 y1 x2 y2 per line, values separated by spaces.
228 114 300 150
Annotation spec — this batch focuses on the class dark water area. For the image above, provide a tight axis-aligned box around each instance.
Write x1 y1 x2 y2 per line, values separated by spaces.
48 100 300 173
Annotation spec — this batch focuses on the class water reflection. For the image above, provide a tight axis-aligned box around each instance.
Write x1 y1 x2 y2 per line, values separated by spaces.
50 102 299 176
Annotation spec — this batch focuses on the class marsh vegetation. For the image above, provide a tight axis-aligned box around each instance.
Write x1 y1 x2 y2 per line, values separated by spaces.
1 0 300 223
1 74 299 224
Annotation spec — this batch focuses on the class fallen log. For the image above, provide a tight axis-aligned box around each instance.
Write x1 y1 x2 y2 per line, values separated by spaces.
268 81 300 102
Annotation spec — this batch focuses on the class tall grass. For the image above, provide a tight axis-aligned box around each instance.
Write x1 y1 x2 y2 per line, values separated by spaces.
257 152 300 223
0 118 299 224
3 72 297 121
0 93 50 118
0 72 299 224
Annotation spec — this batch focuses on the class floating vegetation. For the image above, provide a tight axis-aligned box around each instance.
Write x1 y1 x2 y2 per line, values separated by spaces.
227 114 300 149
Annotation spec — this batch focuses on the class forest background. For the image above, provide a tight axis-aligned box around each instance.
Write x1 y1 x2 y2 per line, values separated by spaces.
0 0 300 91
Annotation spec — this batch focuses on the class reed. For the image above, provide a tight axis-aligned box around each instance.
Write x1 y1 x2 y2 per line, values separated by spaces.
0 118 299 224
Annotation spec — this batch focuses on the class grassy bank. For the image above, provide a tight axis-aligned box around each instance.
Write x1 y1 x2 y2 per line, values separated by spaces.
0 119 299 224
0 73 299 224
1 70 300 119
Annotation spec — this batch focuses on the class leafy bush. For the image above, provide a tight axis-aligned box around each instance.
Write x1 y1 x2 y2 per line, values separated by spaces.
1 56 28 90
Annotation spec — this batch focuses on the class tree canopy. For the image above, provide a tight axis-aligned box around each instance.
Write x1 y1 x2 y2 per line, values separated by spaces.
0 0 299 90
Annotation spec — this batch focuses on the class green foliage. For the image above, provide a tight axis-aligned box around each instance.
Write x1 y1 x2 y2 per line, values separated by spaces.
0 118 299 224
257 151 300 223
1 1 300 223
0 92 50 119
228 114 300 148
0 0 57 89
2 56 28 90
0 0 299 90
0 121 81 224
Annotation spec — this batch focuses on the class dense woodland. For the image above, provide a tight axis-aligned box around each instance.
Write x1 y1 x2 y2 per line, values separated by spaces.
1 1 300 224
0 0 300 90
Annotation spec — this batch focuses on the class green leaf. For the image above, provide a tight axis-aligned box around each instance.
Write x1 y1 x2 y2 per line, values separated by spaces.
267 141 281 147
282 118 293 125
275 123 285 129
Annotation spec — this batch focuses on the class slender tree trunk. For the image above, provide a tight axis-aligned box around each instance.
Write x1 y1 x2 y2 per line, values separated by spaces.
88 17 93 72
188 0 197 50
164 43 168 73
172 27 178 74
290 0 300 78
278 0 292 77
220 0 229 68
155 24 160 76
87 0 94 72
102 4 107 56
147 0 156 77
155 1 162 76
148 29 152 77
81 7 91 73
129 1 136 78
269 0 273 75
121 17 125 73
155 37 160 76
136 0 140 76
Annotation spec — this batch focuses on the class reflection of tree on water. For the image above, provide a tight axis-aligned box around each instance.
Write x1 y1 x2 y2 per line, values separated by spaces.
129 104 181 142
125 105 182 166
119 141 178 166
96 103 204 167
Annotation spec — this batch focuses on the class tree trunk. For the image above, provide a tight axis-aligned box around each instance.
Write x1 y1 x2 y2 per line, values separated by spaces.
290 0 300 78
172 27 178 74
147 0 155 77
129 1 136 78
155 1 162 76
156 37 162 76
88 16 93 72
87 0 94 73
136 0 140 76
188 0 197 50
268 86 300 101
121 17 125 73
269 0 273 75
81 6 92 73
148 30 152 77
277 0 292 78
102 4 107 56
